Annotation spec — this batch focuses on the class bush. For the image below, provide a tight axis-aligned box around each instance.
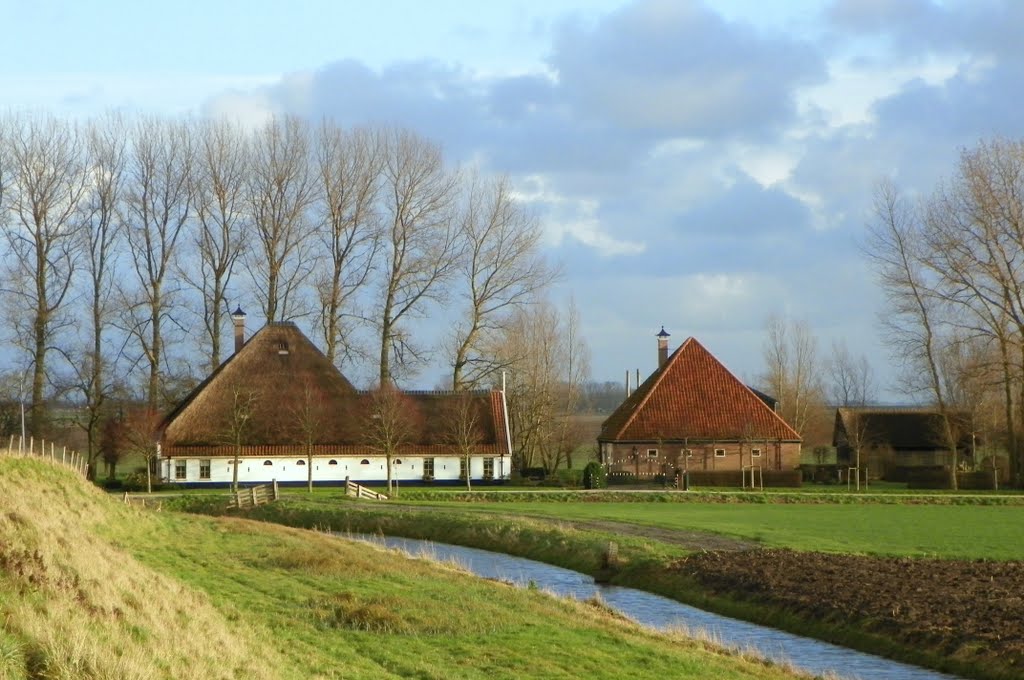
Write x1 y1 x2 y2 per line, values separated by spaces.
122 471 162 492
582 462 606 489
520 467 546 481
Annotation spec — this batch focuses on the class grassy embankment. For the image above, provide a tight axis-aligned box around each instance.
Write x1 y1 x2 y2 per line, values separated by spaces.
171 488 1024 680
0 456 813 680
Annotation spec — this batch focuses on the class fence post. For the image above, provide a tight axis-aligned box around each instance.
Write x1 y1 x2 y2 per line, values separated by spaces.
272 479 279 501
62 447 66 465
251 486 258 507
29 437 34 455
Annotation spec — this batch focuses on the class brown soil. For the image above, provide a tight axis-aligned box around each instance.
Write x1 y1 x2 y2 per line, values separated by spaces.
671 549 1024 674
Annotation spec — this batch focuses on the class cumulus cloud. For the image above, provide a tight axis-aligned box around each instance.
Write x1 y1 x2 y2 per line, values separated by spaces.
198 0 1024 393
549 0 826 137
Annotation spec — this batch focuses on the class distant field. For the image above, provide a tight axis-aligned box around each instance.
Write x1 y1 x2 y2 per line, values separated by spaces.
402 501 1024 560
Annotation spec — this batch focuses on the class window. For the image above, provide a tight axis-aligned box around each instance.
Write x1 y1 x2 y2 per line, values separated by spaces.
647 449 658 458
296 460 305 465
328 460 338 465
199 459 211 480
459 458 468 480
751 448 762 458
483 457 494 480
423 457 434 479
174 460 186 480
360 459 370 465
394 459 402 465
263 460 273 466
714 449 726 458
684 449 693 458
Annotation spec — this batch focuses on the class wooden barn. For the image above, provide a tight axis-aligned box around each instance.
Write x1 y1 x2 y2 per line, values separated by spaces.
598 329 802 481
157 317 512 486
833 407 973 479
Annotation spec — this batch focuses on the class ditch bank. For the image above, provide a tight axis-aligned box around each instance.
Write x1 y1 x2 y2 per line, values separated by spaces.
168 496 1020 680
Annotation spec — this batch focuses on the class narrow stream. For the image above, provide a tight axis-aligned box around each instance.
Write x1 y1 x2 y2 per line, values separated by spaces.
343 534 962 680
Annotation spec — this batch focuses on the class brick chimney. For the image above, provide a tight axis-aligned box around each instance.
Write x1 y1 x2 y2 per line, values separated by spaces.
657 326 670 369
231 306 247 354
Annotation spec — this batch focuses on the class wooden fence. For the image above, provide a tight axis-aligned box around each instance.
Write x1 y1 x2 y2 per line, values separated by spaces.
345 477 388 501
2 435 88 478
232 481 280 509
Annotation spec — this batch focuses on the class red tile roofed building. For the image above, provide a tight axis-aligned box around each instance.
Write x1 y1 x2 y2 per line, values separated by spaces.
599 330 801 478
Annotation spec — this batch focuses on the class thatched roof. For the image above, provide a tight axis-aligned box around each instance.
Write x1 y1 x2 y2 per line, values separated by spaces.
160 323 357 446
160 323 511 456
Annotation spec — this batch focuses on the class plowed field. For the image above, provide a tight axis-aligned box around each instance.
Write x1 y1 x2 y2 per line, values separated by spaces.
672 549 1024 675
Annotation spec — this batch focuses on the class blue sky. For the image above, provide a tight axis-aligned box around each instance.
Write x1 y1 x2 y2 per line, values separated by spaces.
3 0 1020 396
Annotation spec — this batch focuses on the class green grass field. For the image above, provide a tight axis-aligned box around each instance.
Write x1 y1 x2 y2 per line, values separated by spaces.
0 455 810 680
398 500 1024 559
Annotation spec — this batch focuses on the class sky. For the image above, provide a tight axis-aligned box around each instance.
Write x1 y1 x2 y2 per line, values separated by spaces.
3 0 1021 397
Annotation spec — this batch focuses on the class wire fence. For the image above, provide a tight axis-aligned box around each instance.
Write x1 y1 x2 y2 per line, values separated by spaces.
1 434 88 477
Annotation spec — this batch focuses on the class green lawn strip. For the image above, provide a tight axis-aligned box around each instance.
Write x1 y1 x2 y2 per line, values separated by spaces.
174 496 1019 680
386 500 1024 560
106 504 803 680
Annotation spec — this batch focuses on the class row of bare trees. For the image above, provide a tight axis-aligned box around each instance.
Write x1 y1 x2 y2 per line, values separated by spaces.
866 138 1024 487
0 112 561 477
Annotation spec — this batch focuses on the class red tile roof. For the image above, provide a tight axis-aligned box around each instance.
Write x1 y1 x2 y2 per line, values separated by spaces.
600 337 801 443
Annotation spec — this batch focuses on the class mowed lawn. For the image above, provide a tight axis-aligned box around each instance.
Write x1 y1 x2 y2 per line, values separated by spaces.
417 502 1024 559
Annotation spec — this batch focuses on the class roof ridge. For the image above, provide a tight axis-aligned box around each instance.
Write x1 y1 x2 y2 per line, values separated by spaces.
610 336 695 440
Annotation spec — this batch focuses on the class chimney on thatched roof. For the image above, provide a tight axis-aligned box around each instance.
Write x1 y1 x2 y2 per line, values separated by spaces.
232 307 247 354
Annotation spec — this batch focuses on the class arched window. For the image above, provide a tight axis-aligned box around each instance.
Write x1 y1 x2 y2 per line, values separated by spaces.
296 459 306 465
394 459 402 465
328 460 338 465
263 460 273 466
360 459 370 465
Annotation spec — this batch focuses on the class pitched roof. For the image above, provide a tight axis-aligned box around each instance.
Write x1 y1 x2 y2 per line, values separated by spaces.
160 322 357 446
599 337 801 442
833 407 972 449
160 323 511 456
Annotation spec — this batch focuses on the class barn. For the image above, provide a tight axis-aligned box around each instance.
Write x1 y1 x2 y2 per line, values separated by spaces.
599 329 802 481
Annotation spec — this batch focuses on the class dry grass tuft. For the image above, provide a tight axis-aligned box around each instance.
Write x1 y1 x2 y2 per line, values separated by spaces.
0 455 280 679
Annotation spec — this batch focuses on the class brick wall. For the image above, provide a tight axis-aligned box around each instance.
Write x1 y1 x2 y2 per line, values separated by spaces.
603 440 801 473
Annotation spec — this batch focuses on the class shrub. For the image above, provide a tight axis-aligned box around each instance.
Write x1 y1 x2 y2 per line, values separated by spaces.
122 472 162 492
582 462 606 489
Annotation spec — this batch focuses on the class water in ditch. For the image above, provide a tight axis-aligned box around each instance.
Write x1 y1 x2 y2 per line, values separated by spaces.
343 534 962 680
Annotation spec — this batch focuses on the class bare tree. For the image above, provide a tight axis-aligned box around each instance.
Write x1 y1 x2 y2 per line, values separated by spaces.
120 407 163 493
313 123 382 366
363 384 420 494
222 384 259 493
186 119 250 371
291 377 327 493
827 340 875 408
0 114 88 436
498 298 590 473
444 390 483 491
120 117 194 411
246 116 318 322
376 128 461 384
450 173 555 390
760 315 824 438
71 115 128 477
865 180 959 489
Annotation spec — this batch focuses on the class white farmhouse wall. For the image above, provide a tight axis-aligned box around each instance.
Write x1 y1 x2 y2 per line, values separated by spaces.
162 454 509 484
